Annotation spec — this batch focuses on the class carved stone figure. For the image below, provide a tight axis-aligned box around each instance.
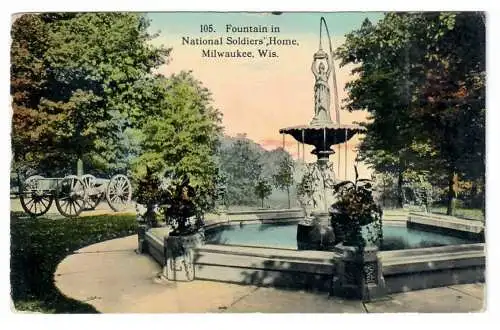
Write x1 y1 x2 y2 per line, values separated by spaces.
311 51 332 124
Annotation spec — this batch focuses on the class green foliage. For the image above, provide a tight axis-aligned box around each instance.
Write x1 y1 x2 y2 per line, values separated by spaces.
372 172 400 208
213 170 229 208
217 136 263 206
161 173 204 235
430 206 484 222
272 150 295 208
254 178 273 208
217 136 297 208
10 212 136 313
11 13 171 177
135 169 206 235
135 167 164 206
132 71 223 214
338 12 485 215
330 167 383 250
133 166 168 227
400 169 437 210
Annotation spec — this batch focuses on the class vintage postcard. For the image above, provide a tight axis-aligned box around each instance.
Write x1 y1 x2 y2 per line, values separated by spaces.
9 11 485 314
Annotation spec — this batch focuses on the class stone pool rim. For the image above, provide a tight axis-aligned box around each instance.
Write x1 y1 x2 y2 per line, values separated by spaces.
203 219 480 252
139 208 485 297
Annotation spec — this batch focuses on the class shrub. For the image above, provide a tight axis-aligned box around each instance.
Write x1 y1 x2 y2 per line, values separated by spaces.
135 167 205 236
330 166 383 250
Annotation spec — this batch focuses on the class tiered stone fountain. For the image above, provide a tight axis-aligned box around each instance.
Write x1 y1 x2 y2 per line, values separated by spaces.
279 17 364 250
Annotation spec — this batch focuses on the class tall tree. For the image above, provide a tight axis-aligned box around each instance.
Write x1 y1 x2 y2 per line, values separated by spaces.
254 178 273 209
337 14 433 207
132 71 223 212
11 14 52 175
412 13 485 215
218 136 263 206
272 149 295 208
11 13 170 176
337 12 485 215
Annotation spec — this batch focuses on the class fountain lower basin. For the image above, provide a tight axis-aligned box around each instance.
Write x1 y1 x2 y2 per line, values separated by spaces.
205 222 481 251
140 209 485 295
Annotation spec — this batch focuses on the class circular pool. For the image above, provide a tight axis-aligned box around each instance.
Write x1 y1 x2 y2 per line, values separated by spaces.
205 222 481 251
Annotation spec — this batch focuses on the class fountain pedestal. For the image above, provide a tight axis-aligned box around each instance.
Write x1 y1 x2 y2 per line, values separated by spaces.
295 158 339 251
331 244 387 301
297 211 336 250
280 16 385 299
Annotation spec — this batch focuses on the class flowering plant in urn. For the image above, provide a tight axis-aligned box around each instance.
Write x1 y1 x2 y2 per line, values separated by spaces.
135 166 169 227
135 167 204 235
161 173 205 236
330 166 383 250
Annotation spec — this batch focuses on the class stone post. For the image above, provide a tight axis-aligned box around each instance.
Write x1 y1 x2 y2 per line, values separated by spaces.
163 231 205 281
137 224 149 254
331 244 386 301
136 203 150 254
77 158 84 177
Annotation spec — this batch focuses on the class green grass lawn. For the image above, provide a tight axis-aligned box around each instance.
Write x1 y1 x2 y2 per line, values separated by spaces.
10 212 137 313
380 206 484 222
430 207 485 221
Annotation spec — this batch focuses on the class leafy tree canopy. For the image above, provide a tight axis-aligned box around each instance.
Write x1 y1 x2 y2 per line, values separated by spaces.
11 13 170 177
132 71 223 213
337 12 485 214
254 177 273 208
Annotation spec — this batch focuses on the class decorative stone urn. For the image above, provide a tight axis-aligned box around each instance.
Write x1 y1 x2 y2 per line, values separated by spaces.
163 230 205 281
160 174 206 282
134 170 207 282
330 243 386 301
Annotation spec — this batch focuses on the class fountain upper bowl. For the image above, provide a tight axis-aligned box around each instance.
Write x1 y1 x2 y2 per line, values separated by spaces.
279 123 365 148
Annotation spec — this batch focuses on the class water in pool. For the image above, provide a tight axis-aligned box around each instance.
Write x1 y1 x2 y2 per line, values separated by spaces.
205 223 479 251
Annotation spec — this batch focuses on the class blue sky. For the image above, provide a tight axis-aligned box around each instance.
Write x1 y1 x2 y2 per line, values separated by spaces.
147 12 384 36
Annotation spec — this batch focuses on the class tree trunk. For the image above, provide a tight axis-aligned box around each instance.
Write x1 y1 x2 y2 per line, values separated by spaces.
397 167 404 208
446 170 458 216
287 186 290 209
261 198 264 208
382 178 386 208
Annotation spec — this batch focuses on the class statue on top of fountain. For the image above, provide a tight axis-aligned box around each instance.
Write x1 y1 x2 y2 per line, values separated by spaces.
311 49 332 125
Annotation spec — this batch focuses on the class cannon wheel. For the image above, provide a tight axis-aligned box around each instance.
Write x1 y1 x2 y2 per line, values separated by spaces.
106 174 132 212
55 175 86 218
82 174 101 211
20 175 53 217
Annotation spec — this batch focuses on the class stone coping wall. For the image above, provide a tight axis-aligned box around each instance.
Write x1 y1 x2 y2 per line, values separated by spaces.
141 209 485 294
204 208 412 226
408 212 484 234
194 243 339 292
204 209 304 224
379 243 485 293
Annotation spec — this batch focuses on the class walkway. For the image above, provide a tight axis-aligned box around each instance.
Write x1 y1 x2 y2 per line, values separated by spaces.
54 235 485 313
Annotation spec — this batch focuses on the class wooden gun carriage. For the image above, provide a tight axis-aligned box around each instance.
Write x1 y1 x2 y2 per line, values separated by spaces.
19 174 132 218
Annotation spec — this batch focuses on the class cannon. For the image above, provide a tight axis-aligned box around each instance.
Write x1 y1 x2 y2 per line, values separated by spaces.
19 174 132 218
